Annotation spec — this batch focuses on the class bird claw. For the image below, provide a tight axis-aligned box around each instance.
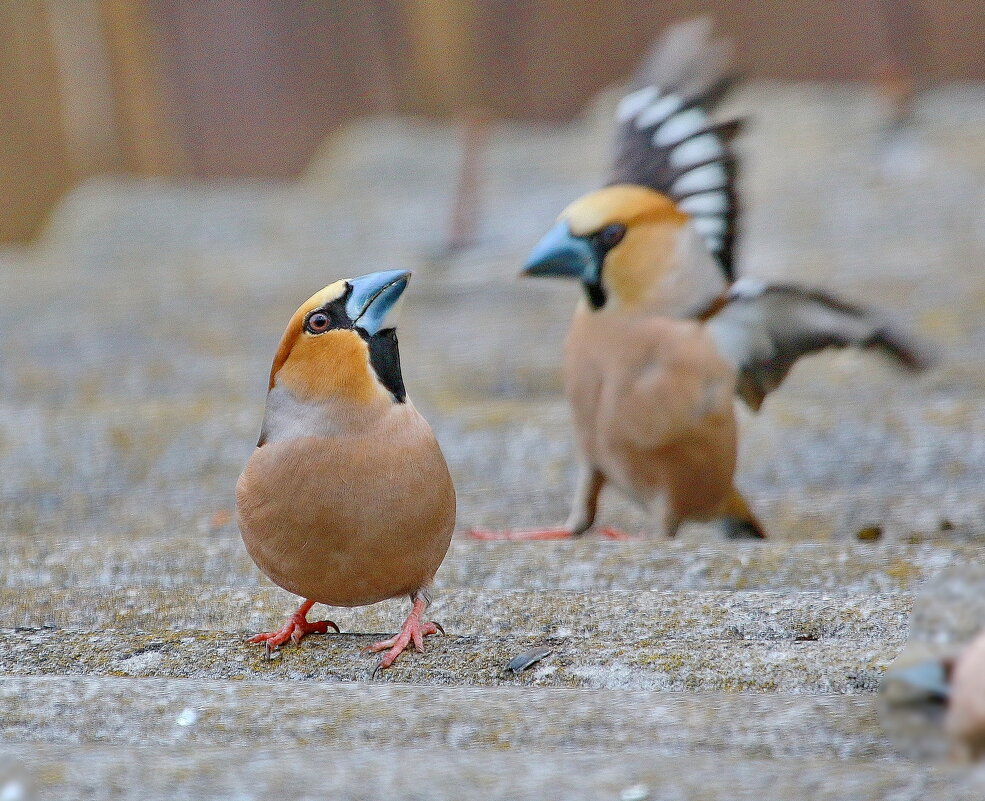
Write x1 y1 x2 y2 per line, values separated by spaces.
364 614 445 674
248 610 340 653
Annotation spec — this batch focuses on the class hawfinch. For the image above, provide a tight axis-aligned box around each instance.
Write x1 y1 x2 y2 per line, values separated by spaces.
473 20 921 541
237 270 456 671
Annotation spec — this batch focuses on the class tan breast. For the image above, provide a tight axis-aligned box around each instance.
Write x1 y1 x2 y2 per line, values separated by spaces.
236 401 456 607
563 303 738 518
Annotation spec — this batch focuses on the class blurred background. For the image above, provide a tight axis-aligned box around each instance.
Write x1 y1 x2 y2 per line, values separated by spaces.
4 0 985 243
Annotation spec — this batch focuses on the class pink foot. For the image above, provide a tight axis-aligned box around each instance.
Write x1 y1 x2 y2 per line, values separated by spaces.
364 608 445 673
469 527 638 541
469 527 575 541
598 527 639 540
248 599 339 652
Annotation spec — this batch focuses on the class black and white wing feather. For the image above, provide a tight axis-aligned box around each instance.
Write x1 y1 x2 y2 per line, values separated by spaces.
610 18 742 279
707 281 926 410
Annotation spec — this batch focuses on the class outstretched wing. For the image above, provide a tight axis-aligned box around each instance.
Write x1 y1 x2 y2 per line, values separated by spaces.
707 280 927 410
610 18 743 279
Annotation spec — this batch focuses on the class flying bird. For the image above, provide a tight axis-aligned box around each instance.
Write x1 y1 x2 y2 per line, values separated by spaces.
237 270 456 671
472 19 922 541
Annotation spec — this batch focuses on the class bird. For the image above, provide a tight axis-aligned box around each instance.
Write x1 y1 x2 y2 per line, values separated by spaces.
945 627 985 761
881 622 985 762
471 19 923 541
236 269 456 671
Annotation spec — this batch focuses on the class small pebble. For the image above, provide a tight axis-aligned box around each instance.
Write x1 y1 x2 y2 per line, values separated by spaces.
856 525 883 541
619 784 650 801
505 646 553 673
175 707 199 727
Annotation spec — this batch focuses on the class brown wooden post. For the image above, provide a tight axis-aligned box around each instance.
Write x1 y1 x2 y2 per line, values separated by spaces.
100 0 186 176
0 0 72 241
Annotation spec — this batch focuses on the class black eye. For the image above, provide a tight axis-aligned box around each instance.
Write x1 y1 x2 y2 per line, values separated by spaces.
305 311 330 334
598 223 626 249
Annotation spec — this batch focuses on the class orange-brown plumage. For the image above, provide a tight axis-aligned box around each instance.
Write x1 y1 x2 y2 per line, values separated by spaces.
237 270 456 670
564 306 738 533
238 411 455 608
470 20 921 543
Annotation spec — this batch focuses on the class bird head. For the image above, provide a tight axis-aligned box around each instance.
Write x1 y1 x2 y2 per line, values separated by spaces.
522 184 726 316
268 270 410 405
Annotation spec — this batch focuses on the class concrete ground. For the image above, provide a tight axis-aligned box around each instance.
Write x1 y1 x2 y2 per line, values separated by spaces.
2 83 985 799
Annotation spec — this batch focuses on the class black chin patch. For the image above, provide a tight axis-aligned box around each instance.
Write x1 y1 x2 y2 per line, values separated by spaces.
583 281 607 310
580 226 620 310
361 328 406 403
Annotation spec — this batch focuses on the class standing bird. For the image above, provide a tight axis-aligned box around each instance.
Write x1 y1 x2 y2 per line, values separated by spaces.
471 19 922 541
237 270 456 670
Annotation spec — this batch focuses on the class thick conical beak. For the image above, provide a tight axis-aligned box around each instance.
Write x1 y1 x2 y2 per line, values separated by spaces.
346 270 411 335
521 221 597 281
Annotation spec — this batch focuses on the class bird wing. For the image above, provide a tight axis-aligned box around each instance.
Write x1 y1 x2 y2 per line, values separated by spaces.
706 280 927 410
610 17 743 279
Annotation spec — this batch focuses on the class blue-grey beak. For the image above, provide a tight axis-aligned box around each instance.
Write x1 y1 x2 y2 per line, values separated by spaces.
346 269 411 335
521 221 598 281
882 659 951 705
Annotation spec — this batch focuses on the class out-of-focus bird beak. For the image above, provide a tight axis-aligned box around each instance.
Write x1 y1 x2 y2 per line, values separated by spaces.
521 221 597 281
347 269 411 335
882 658 952 706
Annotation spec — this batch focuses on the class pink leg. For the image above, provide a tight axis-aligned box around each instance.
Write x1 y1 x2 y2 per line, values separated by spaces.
469 527 576 541
598 526 639 540
470 468 613 541
248 599 340 652
469 526 638 541
364 594 444 672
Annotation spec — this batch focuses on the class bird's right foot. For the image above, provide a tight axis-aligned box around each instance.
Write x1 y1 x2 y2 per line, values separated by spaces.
722 516 768 540
248 600 340 652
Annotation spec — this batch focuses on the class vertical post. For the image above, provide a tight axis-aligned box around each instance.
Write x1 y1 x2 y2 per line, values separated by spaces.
100 0 186 175
446 109 489 253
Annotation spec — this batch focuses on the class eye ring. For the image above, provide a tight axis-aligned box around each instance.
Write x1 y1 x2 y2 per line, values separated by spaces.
304 311 331 334
598 223 627 249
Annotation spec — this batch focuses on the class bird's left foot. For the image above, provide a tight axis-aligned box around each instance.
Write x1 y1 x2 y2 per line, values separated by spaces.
365 613 445 673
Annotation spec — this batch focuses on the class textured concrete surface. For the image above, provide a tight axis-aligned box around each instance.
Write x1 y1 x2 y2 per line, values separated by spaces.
0 677 892 758
3 746 984 801
2 84 985 798
1 534 969 592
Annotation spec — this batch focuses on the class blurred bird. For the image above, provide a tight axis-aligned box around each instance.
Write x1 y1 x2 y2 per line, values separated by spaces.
237 270 456 670
472 19 922 541
946 628 985 761
882 627 985 762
